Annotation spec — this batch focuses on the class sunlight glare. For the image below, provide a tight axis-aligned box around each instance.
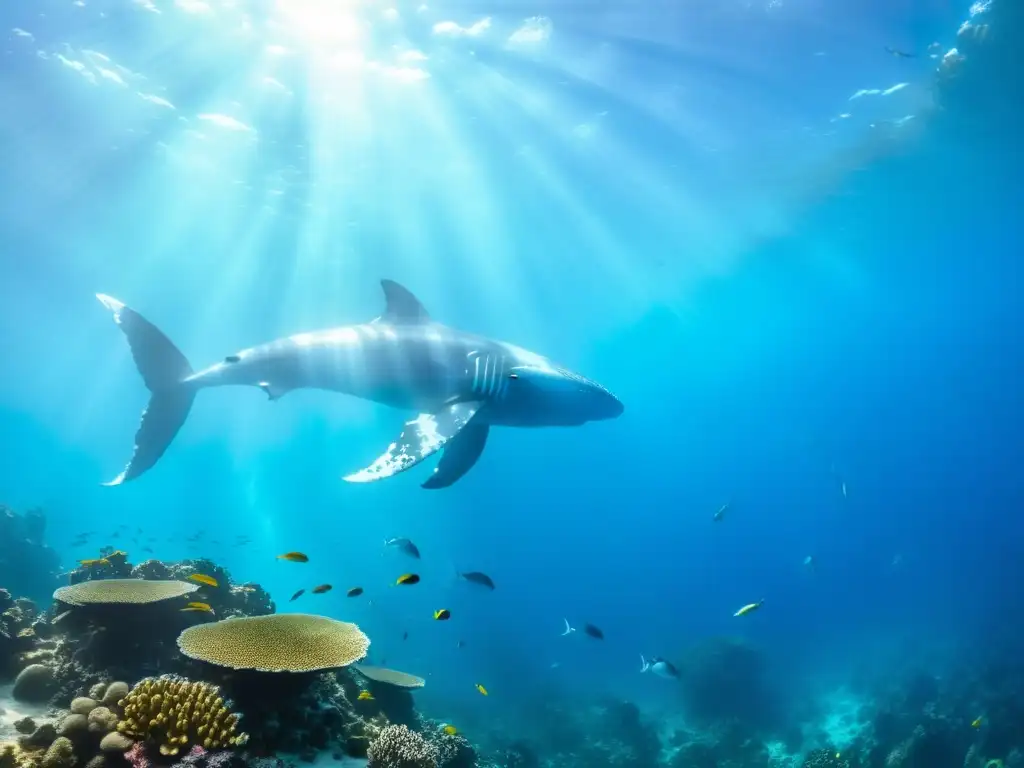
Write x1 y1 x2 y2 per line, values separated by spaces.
274 0 364 52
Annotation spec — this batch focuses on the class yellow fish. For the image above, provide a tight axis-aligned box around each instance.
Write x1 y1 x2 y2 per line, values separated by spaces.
78 558 110 567
733 599 764 617
357 690 373 701
433 609 451 621
396 573 420 586
277 552 309 563
475 683 488 697
188 574 219 588
181 602 214 614
442 725 458 736
971 717 983 728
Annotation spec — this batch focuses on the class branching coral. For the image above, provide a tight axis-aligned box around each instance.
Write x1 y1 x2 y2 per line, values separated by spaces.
176 614 369 673
803 749 851 768
429 730 475 768
367 725 439 768
116 675 248 756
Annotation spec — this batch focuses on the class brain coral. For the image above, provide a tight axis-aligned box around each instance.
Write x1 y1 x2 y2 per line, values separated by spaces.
354 665 426 689
117 675 248 756
367 725 438 768
176 614 369 672
54 579 198 605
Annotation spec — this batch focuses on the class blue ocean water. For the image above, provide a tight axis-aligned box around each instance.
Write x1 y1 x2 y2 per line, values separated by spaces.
1 0 1022 763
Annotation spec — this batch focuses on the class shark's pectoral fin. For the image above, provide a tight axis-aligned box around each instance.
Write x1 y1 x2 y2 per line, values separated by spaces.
258 382 291 401
422 423 489 489
343 401 484 484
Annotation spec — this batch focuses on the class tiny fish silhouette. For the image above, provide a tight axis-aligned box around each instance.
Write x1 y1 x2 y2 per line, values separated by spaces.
459 571 495 590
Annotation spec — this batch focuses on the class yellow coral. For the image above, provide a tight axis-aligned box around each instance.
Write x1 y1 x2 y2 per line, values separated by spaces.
176 614 369 672
1 741 40 768
115 675 248 756
54 580 198 606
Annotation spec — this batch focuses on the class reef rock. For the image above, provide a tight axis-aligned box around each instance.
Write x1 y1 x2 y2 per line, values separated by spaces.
12 664 56 703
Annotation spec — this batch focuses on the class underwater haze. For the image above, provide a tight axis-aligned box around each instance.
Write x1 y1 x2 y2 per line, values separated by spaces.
1 0 1023 766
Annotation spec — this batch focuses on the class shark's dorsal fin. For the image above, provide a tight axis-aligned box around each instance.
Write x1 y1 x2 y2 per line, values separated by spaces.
379 279 431 324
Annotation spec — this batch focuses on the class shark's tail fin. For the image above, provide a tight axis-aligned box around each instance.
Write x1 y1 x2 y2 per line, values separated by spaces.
640 654 650 673
96 294 195 486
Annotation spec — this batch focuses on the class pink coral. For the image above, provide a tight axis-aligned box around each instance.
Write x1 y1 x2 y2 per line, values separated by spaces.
126 742 152 768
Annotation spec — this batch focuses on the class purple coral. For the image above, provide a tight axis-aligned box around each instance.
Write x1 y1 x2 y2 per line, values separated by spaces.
367 725 440 768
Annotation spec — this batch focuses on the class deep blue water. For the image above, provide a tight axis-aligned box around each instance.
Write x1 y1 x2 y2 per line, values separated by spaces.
1 0 1022 758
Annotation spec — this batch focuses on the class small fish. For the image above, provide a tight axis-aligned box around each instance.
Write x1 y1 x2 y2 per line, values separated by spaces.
803 555 816 569
51 610 72 624
433 609 451 621
188 574 219 588
289 589 305 602
971 717 983 728
442 725 458 736
181 602 215 614
396 573 420 586
713 503 729 522
885 45 916 58
402 631 409 641
78 558 110 567
357 690 374 701
583 623 604 640
143 547 154 554
640 654 680 679
560 619 576 636
384 537 421 559
475 683 488 696
277 552 309 563
734 599 764 617
841 482 848 498
312 584 333 594
458 571 495 590
456 640 465 649
347 587 364 597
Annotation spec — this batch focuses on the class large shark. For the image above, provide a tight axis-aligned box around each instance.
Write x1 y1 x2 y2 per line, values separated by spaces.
96 279 623 488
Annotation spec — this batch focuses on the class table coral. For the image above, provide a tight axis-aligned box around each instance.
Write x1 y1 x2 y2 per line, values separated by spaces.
176 615 368 673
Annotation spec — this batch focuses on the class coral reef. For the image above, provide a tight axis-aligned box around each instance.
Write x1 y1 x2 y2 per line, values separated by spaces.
117 676 248 755
675 636 779 730
3 525 435 768
367 725 439 768
2 681 140 768
0 506 61 605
